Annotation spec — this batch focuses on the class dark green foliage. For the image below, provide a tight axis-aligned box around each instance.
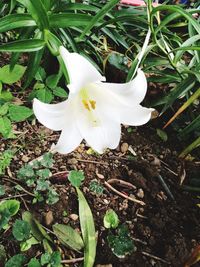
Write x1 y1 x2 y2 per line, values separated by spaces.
12 219 31 241
107 224 135 258
17 153 59 204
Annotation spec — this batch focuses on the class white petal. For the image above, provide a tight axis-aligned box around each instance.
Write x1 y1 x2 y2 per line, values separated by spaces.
33 98 67 131
97 69 147 106
54 124 82 154
119 105 154 126
82 120 121 154
59 46 105 92
76 103 121 153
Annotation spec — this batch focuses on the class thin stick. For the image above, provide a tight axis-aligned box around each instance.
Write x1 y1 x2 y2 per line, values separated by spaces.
157 175 175 201
0 193 28 200
77 159 109 166
3 178 35 197
104 181 145 206
107 178 136 190
20 196 29 211
132 237 147 245
61 257 84 264
141 251 171 265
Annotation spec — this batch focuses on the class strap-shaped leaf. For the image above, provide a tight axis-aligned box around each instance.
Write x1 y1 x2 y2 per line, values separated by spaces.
49 13 91 28
9 0 17 14
79 0 119 40
178 115 200 139
0 39 45 52
17 0 49 30
76 188 96 267
151 5 200 35
161 75 195 114
0 14 35 33
10 27 35 71
56 3 99 12
164 87 200 128
23 48 44 88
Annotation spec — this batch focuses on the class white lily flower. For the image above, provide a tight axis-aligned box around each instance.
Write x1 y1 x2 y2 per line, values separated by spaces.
33 46 153 154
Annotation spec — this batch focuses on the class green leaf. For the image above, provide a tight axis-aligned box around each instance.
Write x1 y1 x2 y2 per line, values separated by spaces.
89 180 104 195
20 236 39 252
0 116 12 138
40 153 54 168
46 74 59 89
49 13 92 28
0 185 5 196
46 188 59 205
23 48 44 89
178 115 200 139
36 169 51 179
0 244 6 267
0 14 35 33
0 64 26 84
0 200 20 216
36 88 53 103
0 103 9 116
68 170 85 188
76 188 96 267
156 129 168 142
0 39 45 52
103 209 119 229
35 67 46 81
9 105 33 122
53 224 84 252
40 253 51 266
40 252 61 267
22 211 52 242
52 87 68 98
0 150 14 175
0 91 13 102
17 164 35 179
79 0 119 40
27 258 41 267
151 5 200 35
12 219 31 241
107 224 135 258
17 0 49 30
36 179 50 191
49 252 61 267
5 254 27 267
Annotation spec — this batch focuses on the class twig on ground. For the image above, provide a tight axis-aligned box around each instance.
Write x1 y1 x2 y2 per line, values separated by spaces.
132 237 147 245
157 174 175 201
20 196 29 210
141 251 171 265
77 158 109 166
61 257 84 264
104 181 145 206
0 193 28 200
107 178 136 190
3 178 35 197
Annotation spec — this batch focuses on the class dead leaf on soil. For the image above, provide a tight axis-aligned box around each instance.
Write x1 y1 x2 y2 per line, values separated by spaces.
183 245 200 267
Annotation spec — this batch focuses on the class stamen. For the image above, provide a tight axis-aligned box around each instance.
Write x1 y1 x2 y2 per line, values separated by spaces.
90 100 96 110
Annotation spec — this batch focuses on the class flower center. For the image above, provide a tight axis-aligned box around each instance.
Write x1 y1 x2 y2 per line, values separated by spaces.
79 87 99 127
80 88 96 111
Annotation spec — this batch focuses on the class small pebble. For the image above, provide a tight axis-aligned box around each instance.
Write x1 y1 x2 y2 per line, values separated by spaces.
21 155 30 163
69 214 79 221
120 142 129 153
67 158 78 165
150 157 161 167
137 188 144 199
45 211 54 226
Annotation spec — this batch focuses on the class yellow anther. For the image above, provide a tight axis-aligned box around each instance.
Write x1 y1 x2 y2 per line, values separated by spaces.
90 100 96 110
82 99 90 111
